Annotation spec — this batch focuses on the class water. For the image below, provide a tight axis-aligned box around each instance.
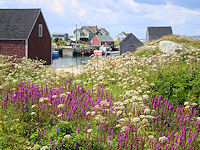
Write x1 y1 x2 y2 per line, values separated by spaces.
51 52 92 68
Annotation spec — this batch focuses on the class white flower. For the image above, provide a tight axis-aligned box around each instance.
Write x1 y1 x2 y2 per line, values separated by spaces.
39 97 45 103
60 93 66 98
191 103 198 106
184 102 189 105
87 129 93 133
196 117 200 121
31 105 37 109
52 95 57 99
86 111 91 116
31 112 36 115
116 110 122 116
148 135 154 139
185 105 190 109
57 104 64 109
159 136 168 143
64 134 71 139
142 118 148 124
132 117 140 123
144 108 151 114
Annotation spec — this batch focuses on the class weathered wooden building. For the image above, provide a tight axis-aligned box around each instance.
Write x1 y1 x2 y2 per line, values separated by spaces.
146 26 173 42
119 33 143 55
91 35 114 47
52 33 68 41
0 9 52 64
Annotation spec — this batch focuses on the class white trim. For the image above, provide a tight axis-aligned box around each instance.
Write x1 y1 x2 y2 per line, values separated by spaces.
39 24 43 37
40 11 51 37
25 39 28 59
27 9 41 39
0 38 26 40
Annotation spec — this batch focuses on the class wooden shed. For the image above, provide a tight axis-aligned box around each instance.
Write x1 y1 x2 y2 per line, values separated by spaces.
0 9 52 64
119 33 144 55
146 26 173 42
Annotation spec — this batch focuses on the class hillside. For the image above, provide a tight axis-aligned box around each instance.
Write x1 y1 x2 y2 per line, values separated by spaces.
0 34 200 149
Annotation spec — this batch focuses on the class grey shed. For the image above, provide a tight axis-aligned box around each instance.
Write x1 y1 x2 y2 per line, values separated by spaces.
119 33 144 55
146 26 173 42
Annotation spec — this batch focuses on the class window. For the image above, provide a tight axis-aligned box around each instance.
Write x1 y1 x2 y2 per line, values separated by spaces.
39 24 43 37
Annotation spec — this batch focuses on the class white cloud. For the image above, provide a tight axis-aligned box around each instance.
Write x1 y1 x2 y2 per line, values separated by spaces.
71 0 78 7
144 2 200 25
48 0 67 15
0 0 4 5
78 9 86 17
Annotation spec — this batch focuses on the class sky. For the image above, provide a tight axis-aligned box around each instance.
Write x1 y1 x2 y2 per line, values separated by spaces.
0 0 200 39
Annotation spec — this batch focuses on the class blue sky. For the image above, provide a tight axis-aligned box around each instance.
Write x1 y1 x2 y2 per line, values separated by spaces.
0 0 200 39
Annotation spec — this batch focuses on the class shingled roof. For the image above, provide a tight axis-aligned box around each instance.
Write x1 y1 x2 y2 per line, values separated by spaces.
0 9 41 40
96 35 114 42
146 26 173 42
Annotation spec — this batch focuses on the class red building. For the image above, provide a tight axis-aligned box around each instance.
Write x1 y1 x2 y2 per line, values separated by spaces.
0 9 52 65
91 35 114 47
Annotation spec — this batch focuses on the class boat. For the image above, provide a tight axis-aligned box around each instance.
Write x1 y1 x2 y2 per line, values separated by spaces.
106 51 120 56
93 49 105 55
52 51 59 59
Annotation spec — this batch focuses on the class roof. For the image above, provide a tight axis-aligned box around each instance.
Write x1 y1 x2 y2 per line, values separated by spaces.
120 33 142 44
52 33 68 36
0 9 41 40
82 26 98 34
99 28 109 35
96 35 114 42
147 26 172 41
74 29 84 34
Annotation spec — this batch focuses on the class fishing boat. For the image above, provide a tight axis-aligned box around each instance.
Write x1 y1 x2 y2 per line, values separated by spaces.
52 51 59 59
93 49 105 55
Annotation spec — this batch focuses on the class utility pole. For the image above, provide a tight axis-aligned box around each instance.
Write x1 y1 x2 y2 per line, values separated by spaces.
76 24 77 44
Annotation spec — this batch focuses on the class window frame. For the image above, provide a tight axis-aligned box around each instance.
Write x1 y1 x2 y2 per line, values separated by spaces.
39 24 43 37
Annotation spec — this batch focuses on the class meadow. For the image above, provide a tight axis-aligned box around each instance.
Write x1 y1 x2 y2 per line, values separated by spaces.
0 35 200 149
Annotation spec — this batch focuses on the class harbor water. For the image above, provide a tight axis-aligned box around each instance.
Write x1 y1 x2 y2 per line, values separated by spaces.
51 52 92 68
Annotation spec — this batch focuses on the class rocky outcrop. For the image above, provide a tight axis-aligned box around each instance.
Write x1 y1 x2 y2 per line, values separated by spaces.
159 41 183 54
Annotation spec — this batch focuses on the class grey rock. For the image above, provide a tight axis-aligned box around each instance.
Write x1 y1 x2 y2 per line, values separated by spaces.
159 41 183 54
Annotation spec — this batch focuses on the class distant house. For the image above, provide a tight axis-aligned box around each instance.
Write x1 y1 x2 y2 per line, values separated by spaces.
0 9 51 64
119 33 144 55
115 32 128 41
91 35 114 47
146 26 173 42
52 33 68 41
97 28 109 35
74 26 110 42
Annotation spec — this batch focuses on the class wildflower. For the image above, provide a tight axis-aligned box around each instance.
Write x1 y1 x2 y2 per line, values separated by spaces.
52 95 57 99
116 110 122 116
144 108 151 114
86 111 91 116
31 112 36 116
132 117 140 123
87 129 93 133
116 124 121 128
31 105 37 109
39 97 45 103
57 104 64 109
184 102 189 105
91 111 96 116
64 134 71 139
159 136 168 143
191 103 198 106
148 135 154 139
142 118 148 124
60 93 66 98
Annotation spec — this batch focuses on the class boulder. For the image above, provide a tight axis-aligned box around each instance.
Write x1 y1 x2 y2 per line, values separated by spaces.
159 41 183 54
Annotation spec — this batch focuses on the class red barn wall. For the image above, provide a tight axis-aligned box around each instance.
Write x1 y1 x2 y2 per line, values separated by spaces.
28 12 51 65
91 36 100 46
0 40 25 58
